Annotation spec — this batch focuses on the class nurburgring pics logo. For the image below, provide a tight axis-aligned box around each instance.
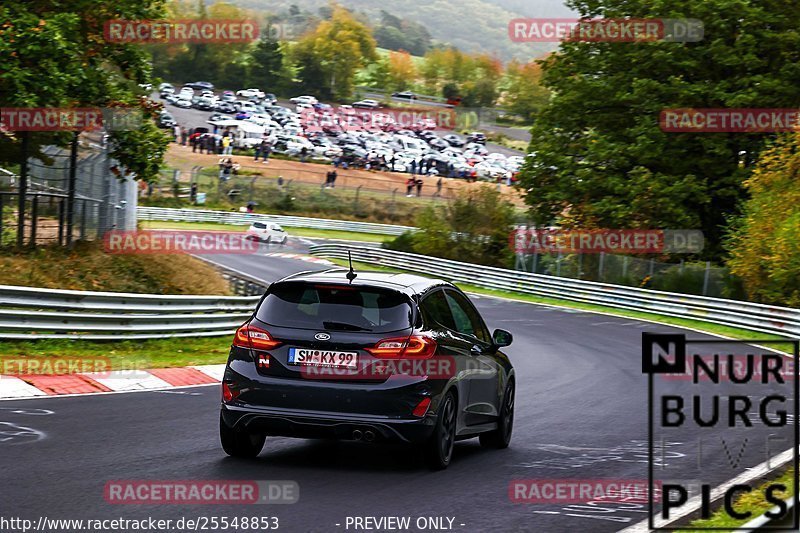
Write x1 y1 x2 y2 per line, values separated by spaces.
660 109 800 133
509 18 703 43
104 19 259 43
0 108 142 132
103 230 259 255
642 333 798 530
510 229 704 254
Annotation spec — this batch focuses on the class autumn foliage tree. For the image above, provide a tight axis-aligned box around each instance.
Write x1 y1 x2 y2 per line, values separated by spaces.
726 134 800 306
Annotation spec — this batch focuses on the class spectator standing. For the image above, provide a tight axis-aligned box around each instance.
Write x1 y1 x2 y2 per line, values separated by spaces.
406 177 415 197
410 159 417 176
300 146 308 163
261 140 272 163
222 136 232 155
181 128 188 146
219 157 233 181
173 124 181 142
416 178 423 197
190 134 198 153
390 153 396 172
330 169 337 188
435 177 443 197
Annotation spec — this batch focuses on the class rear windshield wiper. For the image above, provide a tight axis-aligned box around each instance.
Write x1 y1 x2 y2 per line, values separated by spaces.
322 321 372 331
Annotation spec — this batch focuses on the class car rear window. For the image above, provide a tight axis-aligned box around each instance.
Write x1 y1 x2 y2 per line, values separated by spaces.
256 282 413 333
252 222 266 229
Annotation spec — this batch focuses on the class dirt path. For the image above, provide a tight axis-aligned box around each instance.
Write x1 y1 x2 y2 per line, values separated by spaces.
164 144 524 204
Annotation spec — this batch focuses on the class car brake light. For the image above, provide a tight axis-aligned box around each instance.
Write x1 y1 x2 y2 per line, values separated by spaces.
366 335 436 359
412 397 431 417
233 323 281 350
222 381 239 403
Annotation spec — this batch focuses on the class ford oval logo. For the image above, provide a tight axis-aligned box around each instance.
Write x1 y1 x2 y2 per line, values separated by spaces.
314 332 331 341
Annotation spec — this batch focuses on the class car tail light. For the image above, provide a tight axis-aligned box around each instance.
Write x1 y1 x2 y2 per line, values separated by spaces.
222 381 239 403
412 397 431 417
365 335 436 359
233 323 281 351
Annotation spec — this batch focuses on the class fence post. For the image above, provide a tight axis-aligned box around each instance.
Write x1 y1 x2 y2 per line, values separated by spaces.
598 252 605 281
16 132 29 248
622 256 628 280
354 185 362 214
649 258 655 277
0 194 3 247
80 200 87 241
66 132 79 247
29 196 38 248
703 261 711 296
556 251 562 277
57 199 65 246
532 252 538 274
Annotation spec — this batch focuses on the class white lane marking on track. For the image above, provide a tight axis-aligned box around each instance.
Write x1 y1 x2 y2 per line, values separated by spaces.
0 408 53 415
154 390 203 395
0 422 46 444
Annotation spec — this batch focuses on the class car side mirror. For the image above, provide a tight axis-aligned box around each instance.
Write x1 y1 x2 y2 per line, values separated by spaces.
492 329 513 348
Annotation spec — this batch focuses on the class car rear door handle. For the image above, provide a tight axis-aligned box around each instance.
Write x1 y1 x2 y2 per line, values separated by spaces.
470 344 483 355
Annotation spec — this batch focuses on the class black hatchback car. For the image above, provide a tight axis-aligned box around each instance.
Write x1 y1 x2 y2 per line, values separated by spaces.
220 269 515 469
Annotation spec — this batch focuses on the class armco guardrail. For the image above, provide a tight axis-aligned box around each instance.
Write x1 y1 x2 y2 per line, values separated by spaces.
0 285 260 340
309 245 800 338
137 207 415 236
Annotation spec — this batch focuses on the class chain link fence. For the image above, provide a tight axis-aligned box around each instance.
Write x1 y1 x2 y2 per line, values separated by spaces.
0 133 137 247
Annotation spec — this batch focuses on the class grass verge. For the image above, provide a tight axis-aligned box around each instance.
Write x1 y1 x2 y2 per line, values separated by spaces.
678 467 795 531
0 241 230 294
139 219 392 243
0 336 232 369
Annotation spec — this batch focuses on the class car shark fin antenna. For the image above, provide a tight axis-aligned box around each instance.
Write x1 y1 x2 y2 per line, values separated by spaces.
346 250 357 284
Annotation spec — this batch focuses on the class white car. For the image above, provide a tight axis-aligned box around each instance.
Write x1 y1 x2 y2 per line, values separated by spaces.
174 96 193 108
237 88 266 99
246 221 288 244
290 95 318 105
352 99 380 109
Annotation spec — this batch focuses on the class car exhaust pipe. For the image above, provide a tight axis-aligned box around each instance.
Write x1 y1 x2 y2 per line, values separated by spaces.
352 429 363 441
363 430 375 442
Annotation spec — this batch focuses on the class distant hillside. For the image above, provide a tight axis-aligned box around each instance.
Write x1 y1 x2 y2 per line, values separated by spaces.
231 0 575 62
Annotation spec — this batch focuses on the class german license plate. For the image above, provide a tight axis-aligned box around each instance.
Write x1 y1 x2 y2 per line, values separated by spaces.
288 348 358 369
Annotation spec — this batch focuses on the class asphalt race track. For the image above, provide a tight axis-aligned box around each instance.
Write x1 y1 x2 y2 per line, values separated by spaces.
2 242 794 532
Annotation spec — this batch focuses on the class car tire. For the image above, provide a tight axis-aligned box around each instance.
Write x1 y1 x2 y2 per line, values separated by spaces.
220 413 265 458
479 379 514 449
280 237 287 244
424 391 457 470
264 235 272 244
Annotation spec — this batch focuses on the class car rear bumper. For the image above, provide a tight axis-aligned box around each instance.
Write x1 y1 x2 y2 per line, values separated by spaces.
221 404 437 443
221 360 442 443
